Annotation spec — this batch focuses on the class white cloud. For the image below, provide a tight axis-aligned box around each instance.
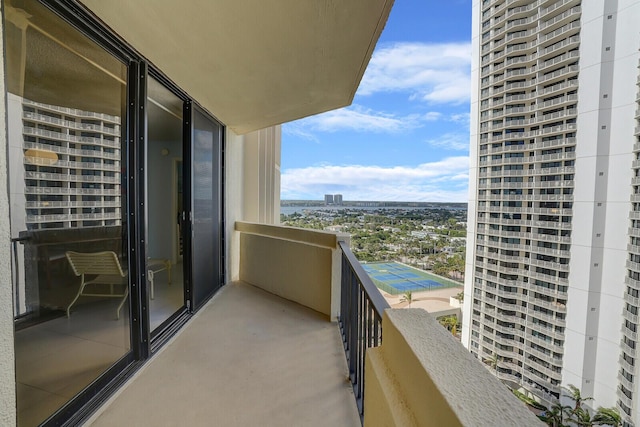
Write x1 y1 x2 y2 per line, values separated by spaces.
282 122 320 142
283 105 463 138
424 111 443 121
426 132 469 151
283 105 421 136
449 112 470 125
358 42 471 104
281 156 469 202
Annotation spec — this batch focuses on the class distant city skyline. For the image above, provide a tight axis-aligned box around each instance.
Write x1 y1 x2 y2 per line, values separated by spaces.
280 1 472 202
281 198 467 208
281 197 467 203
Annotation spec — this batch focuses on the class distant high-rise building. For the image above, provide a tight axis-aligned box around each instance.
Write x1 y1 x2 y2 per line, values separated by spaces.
334 194 343 205
463 1 640 423
324 194 334 205
8 94 122 231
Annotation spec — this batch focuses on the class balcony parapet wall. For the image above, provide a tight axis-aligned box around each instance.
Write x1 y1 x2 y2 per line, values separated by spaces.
364 309 543 427
236 221 346 319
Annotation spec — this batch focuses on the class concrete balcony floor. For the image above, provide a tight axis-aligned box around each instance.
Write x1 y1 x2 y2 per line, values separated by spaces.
89 281 360 426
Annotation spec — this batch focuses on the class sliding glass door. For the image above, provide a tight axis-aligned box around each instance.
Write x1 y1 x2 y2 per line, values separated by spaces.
146 77 187 334
5 1 131 424
4 1 226 425
189 107 224 309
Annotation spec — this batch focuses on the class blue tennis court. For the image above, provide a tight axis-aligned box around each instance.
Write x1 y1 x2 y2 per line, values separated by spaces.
362 262 461 295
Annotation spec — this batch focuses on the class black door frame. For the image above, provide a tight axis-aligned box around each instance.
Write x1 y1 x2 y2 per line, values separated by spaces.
145 69 192 348
186 104 226 310
27 1 226 425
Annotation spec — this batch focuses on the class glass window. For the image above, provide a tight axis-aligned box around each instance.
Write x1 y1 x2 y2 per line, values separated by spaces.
5 0 129 424
147 77 185 332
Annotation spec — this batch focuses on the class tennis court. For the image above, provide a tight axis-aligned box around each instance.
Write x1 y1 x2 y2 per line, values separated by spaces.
362 262 461 295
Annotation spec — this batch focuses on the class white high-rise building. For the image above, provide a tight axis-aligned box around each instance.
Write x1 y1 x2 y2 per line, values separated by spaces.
463 0 640 423
7 94 122 231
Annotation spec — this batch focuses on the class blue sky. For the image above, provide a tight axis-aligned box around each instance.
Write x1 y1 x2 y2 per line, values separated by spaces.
281 1 472 202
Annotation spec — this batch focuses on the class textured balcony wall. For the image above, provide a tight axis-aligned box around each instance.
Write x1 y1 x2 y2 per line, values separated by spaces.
226 127 282 284
236 222 338 317
364 309 543 427
242 126 281 225
225 130 245 284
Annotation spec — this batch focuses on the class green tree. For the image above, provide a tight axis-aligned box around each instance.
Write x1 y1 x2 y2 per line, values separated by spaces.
551 385 622 427
565 384 594 412
539 402 572 427
438 315 459 336
592 407 622 426
569 407 594 426
433 262 449 276
400 290 413 307
484 353 499 372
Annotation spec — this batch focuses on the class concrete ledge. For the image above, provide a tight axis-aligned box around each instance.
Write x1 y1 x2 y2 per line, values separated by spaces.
236 221 337 249
364 309 543 427
236 221 337 317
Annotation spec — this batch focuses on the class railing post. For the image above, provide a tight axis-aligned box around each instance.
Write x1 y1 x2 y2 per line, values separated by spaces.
337 241 390 424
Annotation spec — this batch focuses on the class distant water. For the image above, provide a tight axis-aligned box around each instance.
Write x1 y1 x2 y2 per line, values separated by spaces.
280 205 465 215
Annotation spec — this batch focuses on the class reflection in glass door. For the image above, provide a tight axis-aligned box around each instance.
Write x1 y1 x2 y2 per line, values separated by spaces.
5 0 130 424
146 77 186 333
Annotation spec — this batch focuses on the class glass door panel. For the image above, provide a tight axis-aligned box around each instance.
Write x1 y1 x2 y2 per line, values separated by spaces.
190 109 223 309
5 0 130 424
146 77 186 332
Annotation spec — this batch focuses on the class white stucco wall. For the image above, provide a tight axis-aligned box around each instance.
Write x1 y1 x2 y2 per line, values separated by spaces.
242 126 281 225
225 129 245 283
603 1 640 417
565 0 640 411
226 125 282 283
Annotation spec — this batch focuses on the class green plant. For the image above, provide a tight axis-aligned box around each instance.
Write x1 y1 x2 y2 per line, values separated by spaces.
592 407 622 426
564 384 594 411
400 290 413 307
513 390 551 412
438 315 460 336
538 402 571 427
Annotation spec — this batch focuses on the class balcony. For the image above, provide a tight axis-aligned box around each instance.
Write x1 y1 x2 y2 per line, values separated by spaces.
85 222 542 426
539 80 579 98
22 98 121 122
539 6 581 33
538 65 579 85
505 2 539 20
538 94 578 109
89 280 362 426
540 20 580 45
22 111 121 137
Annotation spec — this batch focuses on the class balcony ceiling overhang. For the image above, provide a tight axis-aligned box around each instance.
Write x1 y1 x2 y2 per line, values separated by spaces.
79 0 393 134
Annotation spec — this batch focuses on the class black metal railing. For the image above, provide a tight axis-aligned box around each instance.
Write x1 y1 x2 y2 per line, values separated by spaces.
337 241 390 423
